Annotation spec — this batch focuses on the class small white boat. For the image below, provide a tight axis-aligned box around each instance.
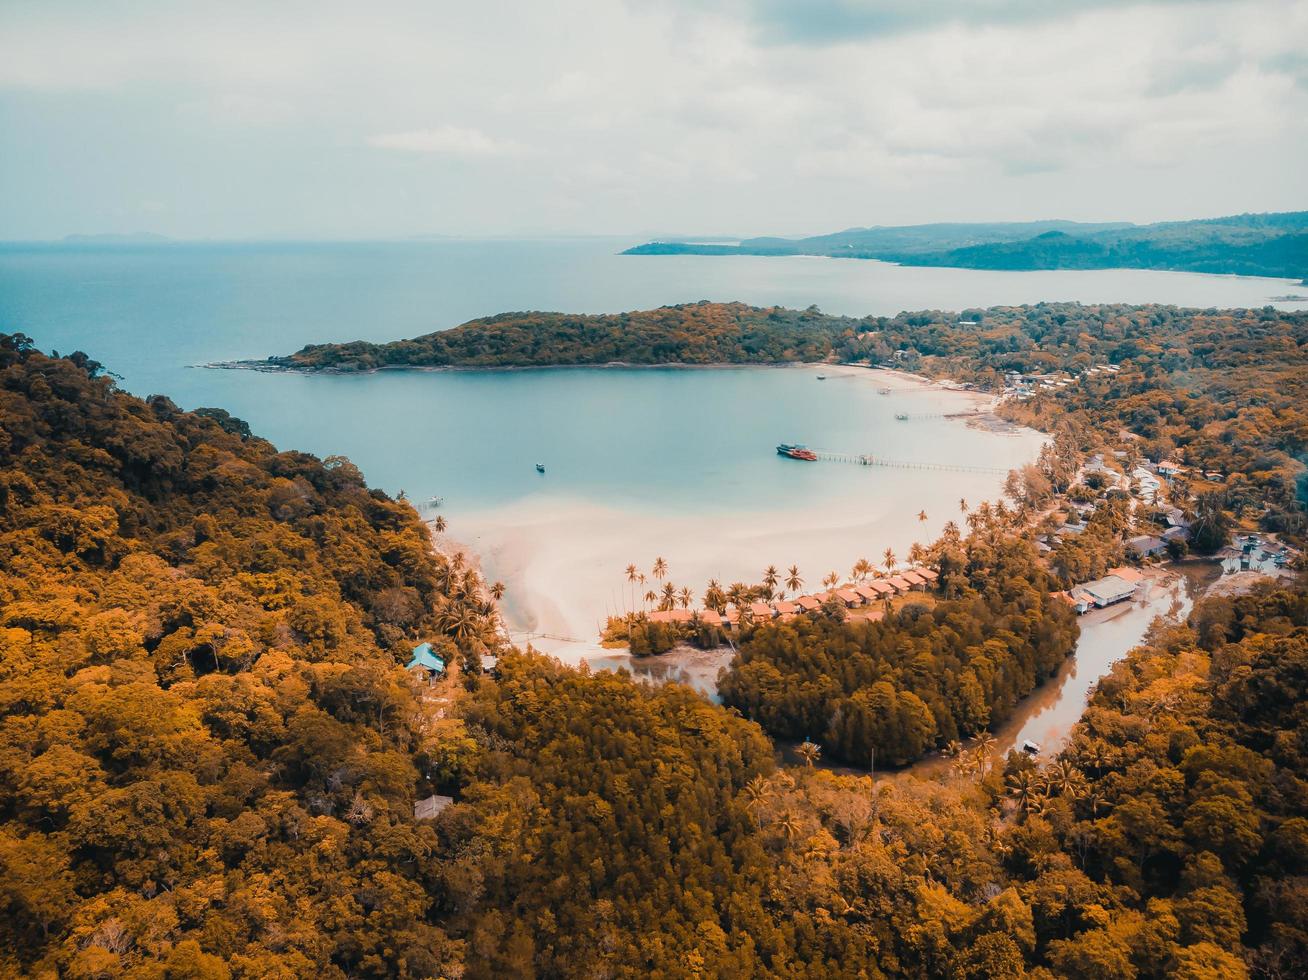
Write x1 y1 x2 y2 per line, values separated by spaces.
1021 740 1041 755
535 463 545 474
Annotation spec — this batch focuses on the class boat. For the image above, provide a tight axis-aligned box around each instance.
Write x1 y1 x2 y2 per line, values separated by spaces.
776 443 818 462
816 374 826 380
895 413 909 421
535 463 545 474
1021 740 1041 755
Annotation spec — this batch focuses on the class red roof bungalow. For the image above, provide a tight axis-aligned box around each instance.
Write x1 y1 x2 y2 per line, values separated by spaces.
866 580 895 597
773 600 799 619
648 608 695 624
795 595 822 612
835 588 863 607
812 591 832 604
886 576 913 593
749 601 775 621
853 584 880 603
914 567 938 582
698 610 724 627
723 608 741 625
900 570 927 589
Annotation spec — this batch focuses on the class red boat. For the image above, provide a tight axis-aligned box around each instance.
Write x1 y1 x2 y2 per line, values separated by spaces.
776 443 818 461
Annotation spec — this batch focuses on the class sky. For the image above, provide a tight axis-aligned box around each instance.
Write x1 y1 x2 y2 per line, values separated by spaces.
0 0 1304 240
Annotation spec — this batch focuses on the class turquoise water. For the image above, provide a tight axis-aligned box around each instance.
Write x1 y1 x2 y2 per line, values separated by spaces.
1 238 1302 512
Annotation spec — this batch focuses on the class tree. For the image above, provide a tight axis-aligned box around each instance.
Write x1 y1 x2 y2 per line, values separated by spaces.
796 740 821 767
786 565 803 593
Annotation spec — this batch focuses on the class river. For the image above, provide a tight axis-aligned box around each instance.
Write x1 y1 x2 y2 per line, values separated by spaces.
599 562 1220 776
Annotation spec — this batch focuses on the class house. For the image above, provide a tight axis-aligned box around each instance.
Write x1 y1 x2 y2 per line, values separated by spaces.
1070 573 1139 611
772 601 798 620
853 584 880 603
648 608 694 624
1164 507 1190 528
914 568 938 584
866 580 895 598
834 588 863 608
698 609 724 627
1157 460 1185 478
1162 526 1190 543
900 570 928 590
886 575 913 593
1127 535 1167 558
414 794 454 821
479 653 499 676
406 642 446 682
749 601 775 621
795 595 822 612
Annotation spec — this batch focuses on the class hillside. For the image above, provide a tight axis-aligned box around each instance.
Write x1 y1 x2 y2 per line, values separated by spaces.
4 331 1308 976
625 211 1308 280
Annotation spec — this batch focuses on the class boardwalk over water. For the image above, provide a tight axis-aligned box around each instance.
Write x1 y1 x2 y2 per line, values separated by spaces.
809 450 1009 475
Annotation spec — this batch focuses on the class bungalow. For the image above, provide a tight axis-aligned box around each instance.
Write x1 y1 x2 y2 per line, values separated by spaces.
648 608 695 624
1157 460 1185 477
795 595 822 612
866 580 895 598
1162 526 1190 544
1164 507 1190 528
749 601 775 621
1127 535 1167 558
414 794 454 821
698 609 724 627
1071 573 1139 610
834 588 863 608
886 575 913 593
479 653 499 677
406 642 446 682
900 570 928 590
773 600 799 620
914 568 938 584
853 584 880 603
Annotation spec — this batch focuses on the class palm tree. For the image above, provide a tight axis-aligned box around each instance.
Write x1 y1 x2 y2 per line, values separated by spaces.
959 497 969 514
490 581 506 602
822 571 838 589
703 579 726 612
451 551 466 571
796 740 821 767
882 548 896 574
678 586 692 609
432 515 448 534
625 563 639 611
660 582 677 610
643 589 657 608
852 558 872 582
907 543 926 565
918 510 928 523
1047 760 1086 800
1006 769 1040 810
775 813 803 843
762 565 779 598
652 556 668 580
742 774 769 816
785 565 803 594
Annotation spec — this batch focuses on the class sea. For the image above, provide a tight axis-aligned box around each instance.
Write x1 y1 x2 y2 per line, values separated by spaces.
1 238 1301 649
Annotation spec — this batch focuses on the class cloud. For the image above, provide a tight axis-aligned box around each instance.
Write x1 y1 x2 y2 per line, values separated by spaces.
367 126 528 157
740 0 1223 43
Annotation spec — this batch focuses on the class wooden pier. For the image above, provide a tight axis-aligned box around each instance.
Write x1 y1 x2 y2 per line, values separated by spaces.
810 450 1008 475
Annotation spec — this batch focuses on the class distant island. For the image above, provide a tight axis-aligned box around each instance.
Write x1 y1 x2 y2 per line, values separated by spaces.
624 210 1308 281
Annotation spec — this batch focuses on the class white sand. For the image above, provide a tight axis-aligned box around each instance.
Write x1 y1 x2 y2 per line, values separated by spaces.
449 368 1045 666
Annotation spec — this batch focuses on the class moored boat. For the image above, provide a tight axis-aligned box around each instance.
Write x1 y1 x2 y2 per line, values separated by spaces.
776 443 818 461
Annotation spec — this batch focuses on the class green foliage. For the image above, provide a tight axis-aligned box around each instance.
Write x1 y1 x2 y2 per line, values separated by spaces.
720 520 1078 766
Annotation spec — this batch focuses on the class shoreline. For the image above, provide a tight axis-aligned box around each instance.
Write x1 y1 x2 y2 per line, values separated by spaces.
445 363 1041 665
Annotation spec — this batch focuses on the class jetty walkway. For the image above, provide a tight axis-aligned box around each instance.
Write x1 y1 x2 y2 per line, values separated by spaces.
809 450 1008 475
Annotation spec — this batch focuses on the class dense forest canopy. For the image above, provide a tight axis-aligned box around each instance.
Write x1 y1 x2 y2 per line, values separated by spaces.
720 515 1079 767
4 331 1307 977
624 210 1308 280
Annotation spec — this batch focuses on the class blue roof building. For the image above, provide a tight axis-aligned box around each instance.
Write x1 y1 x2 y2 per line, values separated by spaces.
406 642 446 677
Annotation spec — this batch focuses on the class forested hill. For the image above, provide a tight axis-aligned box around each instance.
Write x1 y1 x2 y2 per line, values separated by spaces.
624 211 1308 280
254 301 856 372
4 332 1308 976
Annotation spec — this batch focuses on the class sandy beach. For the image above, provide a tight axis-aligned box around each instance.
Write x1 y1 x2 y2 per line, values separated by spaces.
445 365 1045 665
